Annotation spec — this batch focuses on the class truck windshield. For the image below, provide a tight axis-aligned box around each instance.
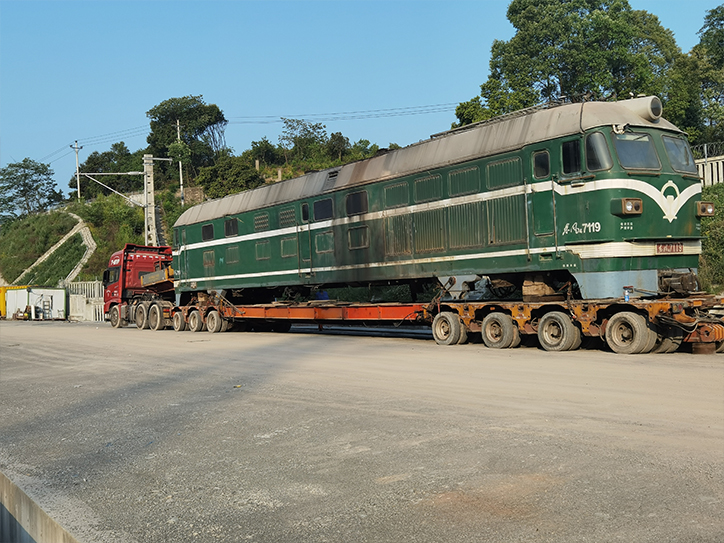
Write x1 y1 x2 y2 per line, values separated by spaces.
613 132 661 170
104 266 120 286
662 135 698 174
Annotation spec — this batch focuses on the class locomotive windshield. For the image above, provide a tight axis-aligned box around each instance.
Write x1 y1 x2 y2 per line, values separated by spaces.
662 135 698 174
613 132 661 170
585 132 613 171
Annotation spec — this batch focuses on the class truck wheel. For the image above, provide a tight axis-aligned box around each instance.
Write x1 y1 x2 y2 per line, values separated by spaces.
149 304 165 331
173 311 186 332
537 311 581 351
188 310 204 333
135 303 149 330
110 305 123 328
432 312 462 345
206 310 223 333
605 311 656 354
481 312 517 349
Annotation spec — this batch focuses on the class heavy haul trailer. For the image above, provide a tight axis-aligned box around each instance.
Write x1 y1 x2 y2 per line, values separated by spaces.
103 96 724 353
103 244 724 354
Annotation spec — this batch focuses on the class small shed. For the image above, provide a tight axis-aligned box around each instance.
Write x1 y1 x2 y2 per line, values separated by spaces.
4 287 67 320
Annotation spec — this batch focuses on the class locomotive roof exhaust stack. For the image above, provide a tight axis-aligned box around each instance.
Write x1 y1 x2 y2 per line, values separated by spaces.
618 96 663 122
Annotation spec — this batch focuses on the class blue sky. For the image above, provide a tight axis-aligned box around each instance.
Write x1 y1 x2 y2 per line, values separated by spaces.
0 0 720 195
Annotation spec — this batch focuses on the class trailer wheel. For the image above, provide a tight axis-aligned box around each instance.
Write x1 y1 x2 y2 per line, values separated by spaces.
110 305 123 328
481 312 517 349
605 311 656 354
537 311 581 352
432 312 463 345
188 310 204 333
135 303 149 330
172 311 186 332
206 310 223 333
149 304 165 331
717 341 724 353
652 326 683 354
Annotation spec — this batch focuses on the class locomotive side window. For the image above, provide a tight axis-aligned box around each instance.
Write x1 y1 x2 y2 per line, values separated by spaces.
662 135 698 174
613 132 661 170
202 224 214 241
314 199 334 221
301 203 310 223
224 218 238 237
533 151 550 179
562 140 581 174
346 191 368 216
586 133 613 171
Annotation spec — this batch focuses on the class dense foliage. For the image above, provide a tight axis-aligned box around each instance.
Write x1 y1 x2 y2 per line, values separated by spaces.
0 211 77 283
18 233 85 287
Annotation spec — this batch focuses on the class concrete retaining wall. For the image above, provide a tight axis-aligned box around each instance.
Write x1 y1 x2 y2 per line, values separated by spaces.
0 471 79 543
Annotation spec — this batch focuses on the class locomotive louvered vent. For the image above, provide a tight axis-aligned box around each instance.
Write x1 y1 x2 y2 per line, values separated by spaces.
254 213 269 232
323 170 340 192
279 208 296 228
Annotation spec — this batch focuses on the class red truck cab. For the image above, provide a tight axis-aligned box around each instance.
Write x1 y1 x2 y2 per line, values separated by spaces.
103 244 174 324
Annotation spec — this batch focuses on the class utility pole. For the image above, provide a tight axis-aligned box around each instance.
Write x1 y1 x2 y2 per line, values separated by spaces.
177 119 184 206
70 141 83 200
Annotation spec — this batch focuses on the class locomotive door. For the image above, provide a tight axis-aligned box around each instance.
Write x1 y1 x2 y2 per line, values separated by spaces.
297 203 313 278
529 150 556 243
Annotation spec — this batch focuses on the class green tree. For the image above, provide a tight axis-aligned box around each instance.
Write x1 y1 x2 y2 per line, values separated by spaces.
250 137 282 166
146 95 228 180
697 5 724 143
455 0 680 124
0 158 63 222
327 132 351 161
195 152 265 199
279 118 328 163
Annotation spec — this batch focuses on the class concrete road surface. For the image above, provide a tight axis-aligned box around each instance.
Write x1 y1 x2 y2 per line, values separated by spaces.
0 320 722 542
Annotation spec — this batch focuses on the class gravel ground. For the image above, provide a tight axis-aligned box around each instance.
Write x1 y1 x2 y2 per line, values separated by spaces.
0 320 722 542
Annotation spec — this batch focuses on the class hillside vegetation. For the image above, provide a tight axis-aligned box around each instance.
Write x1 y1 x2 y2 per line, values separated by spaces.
0 211 77 284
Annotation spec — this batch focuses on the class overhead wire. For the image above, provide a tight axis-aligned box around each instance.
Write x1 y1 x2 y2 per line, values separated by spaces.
39 102 458 165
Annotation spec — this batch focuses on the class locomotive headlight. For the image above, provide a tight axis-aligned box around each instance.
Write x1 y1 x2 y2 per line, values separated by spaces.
611 198 643 216
697 201 715 217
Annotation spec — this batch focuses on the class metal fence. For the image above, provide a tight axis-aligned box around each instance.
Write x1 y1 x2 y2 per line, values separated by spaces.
66 280 104 322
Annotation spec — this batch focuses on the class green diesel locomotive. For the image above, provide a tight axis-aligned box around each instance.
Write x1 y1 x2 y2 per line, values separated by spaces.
172 96 708 306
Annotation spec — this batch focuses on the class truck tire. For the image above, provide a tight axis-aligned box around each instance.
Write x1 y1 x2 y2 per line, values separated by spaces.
135 303 149 330
605 311 657 354
481 312 517 349
206 310 223 333
173 311 186 332
537 311 581 351
188 310 204 333
110 305 123 328
149 304 165 331
432 312 463 346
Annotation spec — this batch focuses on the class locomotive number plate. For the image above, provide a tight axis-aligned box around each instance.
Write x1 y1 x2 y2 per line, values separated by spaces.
656 242 684 254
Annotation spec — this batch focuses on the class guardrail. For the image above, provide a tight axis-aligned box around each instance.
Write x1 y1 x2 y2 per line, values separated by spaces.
696 155 724 186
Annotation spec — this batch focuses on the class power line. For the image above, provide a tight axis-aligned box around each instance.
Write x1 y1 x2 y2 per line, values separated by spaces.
228 103 459 125
38 102 458 166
